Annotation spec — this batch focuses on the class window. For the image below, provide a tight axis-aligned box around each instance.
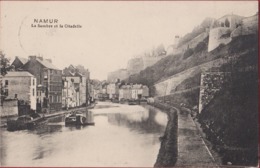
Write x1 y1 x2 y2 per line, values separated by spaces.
15 94 17 98
33 89 35 96
5 80 8 85
33 79 35 86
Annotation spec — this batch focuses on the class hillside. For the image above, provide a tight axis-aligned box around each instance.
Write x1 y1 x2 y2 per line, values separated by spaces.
198 35 258 166
125 13 258 167
127 35 212 89
155 34 258 166
177 17 214 47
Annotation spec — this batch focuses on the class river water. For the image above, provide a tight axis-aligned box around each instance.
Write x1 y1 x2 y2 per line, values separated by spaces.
0 102 167 167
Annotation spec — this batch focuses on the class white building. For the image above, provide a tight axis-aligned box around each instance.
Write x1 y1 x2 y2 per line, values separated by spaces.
119 84 149 100
107 83 119 99
2 71 37 110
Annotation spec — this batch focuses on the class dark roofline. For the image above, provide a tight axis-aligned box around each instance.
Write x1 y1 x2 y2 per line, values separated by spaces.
12 56 28 65
21 57 60 71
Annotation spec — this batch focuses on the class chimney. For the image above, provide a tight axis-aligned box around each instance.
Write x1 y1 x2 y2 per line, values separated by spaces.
46 59 52 63
29 56 36 60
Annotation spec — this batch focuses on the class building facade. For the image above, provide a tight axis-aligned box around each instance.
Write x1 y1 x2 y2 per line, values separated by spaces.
62 77 77 109
62 74 87 107
119 84 149 100
107 83 120 99
119 85 132 100
21 56 62 112
2 71 37 110
63 64 90 106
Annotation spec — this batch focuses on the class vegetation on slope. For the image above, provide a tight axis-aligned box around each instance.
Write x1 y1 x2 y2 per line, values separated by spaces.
127 36 210 89
177 17 214 47
197 35 258 166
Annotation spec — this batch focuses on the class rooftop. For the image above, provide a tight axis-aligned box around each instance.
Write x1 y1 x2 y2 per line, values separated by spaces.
16 56 28 64
4 71 34 77
36 58 59 70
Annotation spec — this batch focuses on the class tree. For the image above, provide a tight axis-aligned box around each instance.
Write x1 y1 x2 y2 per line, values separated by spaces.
1 51 12 104
0 51 12 76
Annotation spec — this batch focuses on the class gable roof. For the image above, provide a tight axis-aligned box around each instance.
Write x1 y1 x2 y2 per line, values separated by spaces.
16 56 28 64
75 72 83 77
36 58 59 70
63 71 75 76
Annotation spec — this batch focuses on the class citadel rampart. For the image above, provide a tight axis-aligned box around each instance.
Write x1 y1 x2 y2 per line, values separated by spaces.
177 31 209 54
154 58 226 96
208 13 258 52
208 27 232 52
231 14 258 37
198 71 230 113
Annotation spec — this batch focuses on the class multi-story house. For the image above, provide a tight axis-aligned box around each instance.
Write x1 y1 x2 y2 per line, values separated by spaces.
63 65 90 106
119 84 149 100
2 71 37 112
142 85 149 98
131 84 142 99
92 83 102 99
63 73 87 107
21 56 62 113
62 77 77 109
119 85 132 100
131 84 149 100
107 83 120 99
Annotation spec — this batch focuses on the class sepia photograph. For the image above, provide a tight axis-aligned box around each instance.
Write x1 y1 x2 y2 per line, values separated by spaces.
0 1 258 167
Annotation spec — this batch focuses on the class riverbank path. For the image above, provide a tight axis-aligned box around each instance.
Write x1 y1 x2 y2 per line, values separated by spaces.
174 107 218 166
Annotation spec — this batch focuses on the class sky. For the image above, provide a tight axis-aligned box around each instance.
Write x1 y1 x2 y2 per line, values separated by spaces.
0 1 258 80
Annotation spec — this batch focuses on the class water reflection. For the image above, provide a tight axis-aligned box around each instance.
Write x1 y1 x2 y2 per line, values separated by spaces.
0 102 167 167
107 107 166 134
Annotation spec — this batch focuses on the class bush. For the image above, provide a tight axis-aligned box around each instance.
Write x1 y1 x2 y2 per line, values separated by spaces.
194 41 207 53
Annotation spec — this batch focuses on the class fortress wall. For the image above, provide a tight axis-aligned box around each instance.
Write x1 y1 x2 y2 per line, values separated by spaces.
154 58 226 96
142 55 167 69
208 27 232 52
177 31 209 53
231 14 258 37
198 72 229 113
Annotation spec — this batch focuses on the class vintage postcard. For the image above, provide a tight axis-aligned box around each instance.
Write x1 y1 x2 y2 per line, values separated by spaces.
0 1 258 167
